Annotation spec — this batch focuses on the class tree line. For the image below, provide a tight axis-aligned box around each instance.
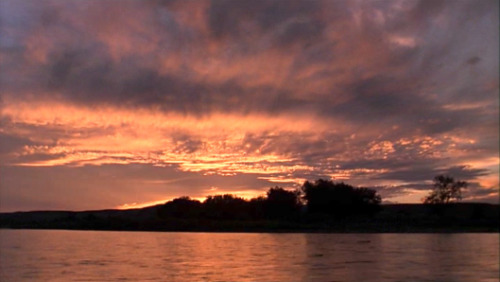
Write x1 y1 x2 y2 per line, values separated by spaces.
0 175 484 233
158 179 382 221
157 175 467 221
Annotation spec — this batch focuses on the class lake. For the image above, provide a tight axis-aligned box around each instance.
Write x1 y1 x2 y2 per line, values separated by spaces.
0 230 498 281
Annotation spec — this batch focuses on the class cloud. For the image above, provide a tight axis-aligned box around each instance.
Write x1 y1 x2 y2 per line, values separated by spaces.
205 0 335 65
0 0 498 210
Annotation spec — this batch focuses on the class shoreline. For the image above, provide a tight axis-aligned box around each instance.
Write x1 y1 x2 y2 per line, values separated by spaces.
1 203 498 234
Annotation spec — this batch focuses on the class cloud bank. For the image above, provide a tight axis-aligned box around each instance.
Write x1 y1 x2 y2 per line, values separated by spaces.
0 0 498 211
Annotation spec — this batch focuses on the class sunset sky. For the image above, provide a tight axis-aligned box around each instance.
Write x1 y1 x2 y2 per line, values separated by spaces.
0 0 498 212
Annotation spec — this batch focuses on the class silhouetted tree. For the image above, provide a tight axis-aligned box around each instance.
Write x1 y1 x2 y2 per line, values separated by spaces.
248 196 266 220
203 194 250 220
302 179 381 216
352 187 382 213
264 186 301 220
158 197 202 218
423 175 467 204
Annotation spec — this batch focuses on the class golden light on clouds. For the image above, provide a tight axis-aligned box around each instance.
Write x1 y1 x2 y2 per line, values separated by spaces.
0 0 498 211
2 99 327 178
2 95 498 208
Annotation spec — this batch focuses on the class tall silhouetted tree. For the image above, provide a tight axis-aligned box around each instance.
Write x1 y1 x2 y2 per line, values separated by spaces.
302 179 381 216
265 186 301 220
423 175 467 204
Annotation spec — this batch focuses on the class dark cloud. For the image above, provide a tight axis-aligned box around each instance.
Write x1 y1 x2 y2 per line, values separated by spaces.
0 132 34 154
409 0 447 22
466 56 481 65
375 165 489 183
2 0 497 120
207 0 323 43
171 134 203 154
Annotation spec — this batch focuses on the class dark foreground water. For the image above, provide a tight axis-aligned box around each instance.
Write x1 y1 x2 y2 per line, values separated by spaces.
0 230 498 281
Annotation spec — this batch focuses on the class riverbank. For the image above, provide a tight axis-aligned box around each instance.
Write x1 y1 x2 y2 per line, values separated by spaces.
1 203 498 233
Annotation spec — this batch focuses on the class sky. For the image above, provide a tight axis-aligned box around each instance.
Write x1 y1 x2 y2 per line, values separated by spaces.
0 0 498 212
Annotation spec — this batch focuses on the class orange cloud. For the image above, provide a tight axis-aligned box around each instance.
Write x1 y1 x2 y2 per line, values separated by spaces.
2 96 497 196
1 99 334 178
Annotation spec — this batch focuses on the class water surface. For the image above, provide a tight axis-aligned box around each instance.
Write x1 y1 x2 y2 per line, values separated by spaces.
0 230 498 281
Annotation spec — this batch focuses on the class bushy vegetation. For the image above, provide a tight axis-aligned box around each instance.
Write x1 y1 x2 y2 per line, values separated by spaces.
302 179 382 217
423 175 467 204
2 177 498 233
158 179 382 221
